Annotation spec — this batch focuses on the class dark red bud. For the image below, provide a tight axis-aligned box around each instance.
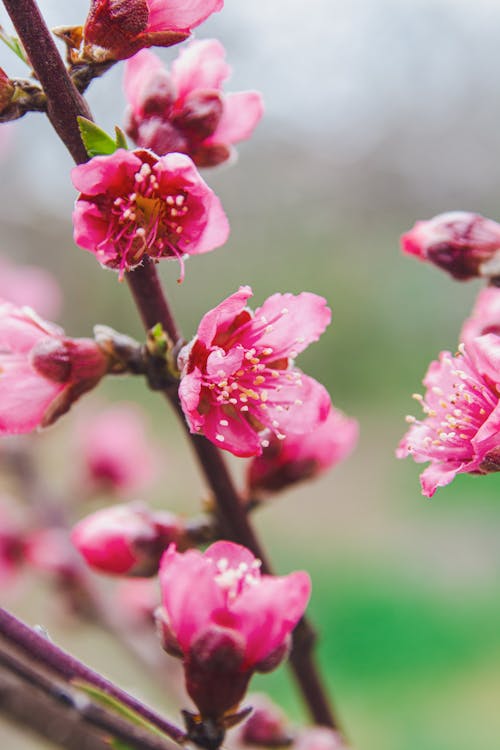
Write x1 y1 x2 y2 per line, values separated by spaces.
174 91 224 140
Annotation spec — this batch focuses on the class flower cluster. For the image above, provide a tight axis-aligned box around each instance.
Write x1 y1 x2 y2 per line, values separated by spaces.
177 286 332 457
124 41 263 166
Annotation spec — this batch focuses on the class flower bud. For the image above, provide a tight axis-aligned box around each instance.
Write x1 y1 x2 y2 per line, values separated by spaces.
174 91 223 140
401 211 500 281
239 695 290 747
71 503 184 576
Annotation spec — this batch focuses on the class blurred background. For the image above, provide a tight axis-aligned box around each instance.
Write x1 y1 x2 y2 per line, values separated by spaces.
1 1 500 749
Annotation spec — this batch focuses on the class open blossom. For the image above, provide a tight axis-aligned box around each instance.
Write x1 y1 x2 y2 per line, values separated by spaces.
124 42 263 167
460 286 500 348
397 334 500 497
177 286 332 457
77 404 159 495
248 406 358 494
157 541 310 718
0 256 62 319
72 149 229 280
72 503 184 576
0 302 108 434
401 211 500 281
79 0 223 62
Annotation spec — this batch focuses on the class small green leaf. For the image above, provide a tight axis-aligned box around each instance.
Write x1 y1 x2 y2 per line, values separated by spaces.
72 681 161 734
77 117 119 157
0 27 29 65
114 126 128 151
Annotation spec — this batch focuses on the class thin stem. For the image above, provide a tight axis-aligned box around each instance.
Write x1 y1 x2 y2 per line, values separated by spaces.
3 0 340 732
0 608 187 745
0 646 180 750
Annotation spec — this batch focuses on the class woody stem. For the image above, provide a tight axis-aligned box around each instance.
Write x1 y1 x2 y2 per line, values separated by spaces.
3 0 341 733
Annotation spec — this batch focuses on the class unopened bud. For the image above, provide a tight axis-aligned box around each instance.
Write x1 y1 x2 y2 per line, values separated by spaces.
71 503 184 576
240 695 291 747
401 211 500 281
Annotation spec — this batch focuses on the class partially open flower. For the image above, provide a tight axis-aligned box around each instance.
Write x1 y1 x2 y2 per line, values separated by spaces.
397 334 500 496
71 502 184 576
177 286 332 457
72 149 229 280
247 406 358 494
124 42 263 166
0 302 108 434
401 211 500 281
67 0 224 63
157 541 310 718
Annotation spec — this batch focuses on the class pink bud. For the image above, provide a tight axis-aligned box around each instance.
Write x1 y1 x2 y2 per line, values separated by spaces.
239 695 290 747
71 503 184 576
401 211 500 281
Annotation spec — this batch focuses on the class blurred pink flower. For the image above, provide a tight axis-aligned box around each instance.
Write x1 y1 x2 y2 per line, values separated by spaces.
0 256 62 319
115 577 160 624
124 42 263 167
72 502 184 576
0 302 108 434
177 286 332 457
0 498 26 588
460 286 500 348
397 334 500 496
82 0 223 61
72 149 229 280
158 541 310 717
401 211 500 281
247 406 358 493
78 404 159 495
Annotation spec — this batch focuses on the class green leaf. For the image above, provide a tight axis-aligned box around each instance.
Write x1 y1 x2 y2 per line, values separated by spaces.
72 681 162 735
114 126 129 151
77 117 119 157
0 27 29 64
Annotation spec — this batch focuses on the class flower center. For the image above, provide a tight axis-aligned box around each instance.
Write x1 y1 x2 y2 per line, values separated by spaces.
213 556 262 600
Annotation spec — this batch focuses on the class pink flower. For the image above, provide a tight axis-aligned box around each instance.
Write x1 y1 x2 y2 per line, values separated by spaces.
460 286 500 348
0 302 109 434
81 0 223 62
77 404 159 496
401 211 500 281
72 149 229 280
397 334 500 497
0 256 62 319
0 498 26 588
124 42 263 167
247 406 358 494
115 578 159 624
158 541 310 717
71 502 184 576
177 286 332 458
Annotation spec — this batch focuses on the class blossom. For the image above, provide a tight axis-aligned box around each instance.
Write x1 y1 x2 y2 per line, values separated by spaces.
77 404 159 495
401 211 500 281
157 541 310 717
460 286 500 348
0 256 62 319
80 0 223 62
72 149 229 280
177 286 332 458
71 502 184 576
247 406 358 493
397 334 500 497
238 695 290 747
124 42 263 167
0 302 109 434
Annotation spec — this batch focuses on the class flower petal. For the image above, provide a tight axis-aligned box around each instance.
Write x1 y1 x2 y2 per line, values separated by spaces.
170 39 230 99
209 91 264 145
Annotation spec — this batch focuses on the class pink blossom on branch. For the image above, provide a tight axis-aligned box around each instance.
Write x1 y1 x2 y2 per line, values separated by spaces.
72 149 229 280
177 286 332 458
157 541 311 718
124 42 263 167
0 302 109 435
81 0 224 62
247 406 359 494
77 404 159 496
401 211 500 281
397 334 500 497
460 286 500 348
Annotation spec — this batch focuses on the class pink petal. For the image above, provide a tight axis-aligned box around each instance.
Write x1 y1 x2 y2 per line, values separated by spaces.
233 571 311 667
159 545 223 650
72 201 111 256
204 541 257 571
0 360 63 434
170 39 230 99
252 293 332 359
420 462 463 498
196 286 253 347
186 189 230 255
146 0 224 33
202 404 263 457
124 49 167 114
256 373 331 438
466 334 500 384
209 91 264 145
205 346 245 379
0 303 62 352
71 150 141 195
178 369 204 432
